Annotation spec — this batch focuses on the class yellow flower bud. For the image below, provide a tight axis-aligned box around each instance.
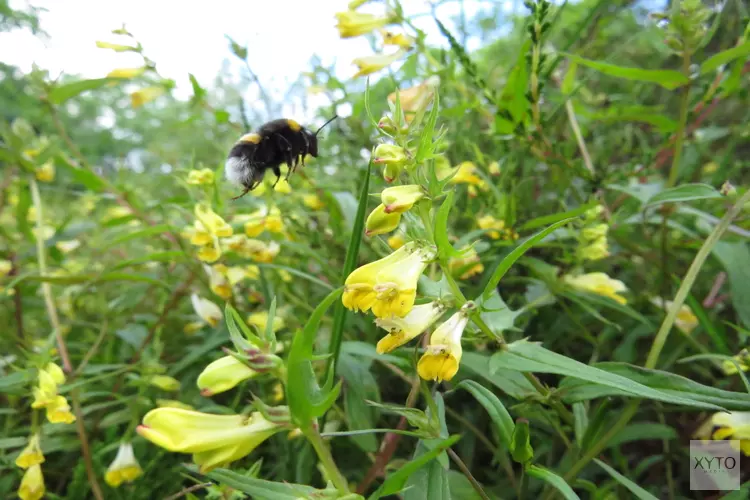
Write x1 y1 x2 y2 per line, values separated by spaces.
190 294 223 327
381 185 424 213
18 464 45 500
352 50 406 78
104 442 143 487
130 86 165 108
565 272 627 305
335 10 395 38
147 375 181 391
365 204 401 236
35 162 55 183
107 67 146 79
96 41 136 52
387 234 405 250
186 168 215 185
197 355 257 396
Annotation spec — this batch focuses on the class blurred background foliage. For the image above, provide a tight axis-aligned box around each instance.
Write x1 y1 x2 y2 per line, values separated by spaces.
1 0 749 498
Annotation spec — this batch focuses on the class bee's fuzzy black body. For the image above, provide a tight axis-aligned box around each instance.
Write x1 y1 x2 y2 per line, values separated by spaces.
225 116 335 200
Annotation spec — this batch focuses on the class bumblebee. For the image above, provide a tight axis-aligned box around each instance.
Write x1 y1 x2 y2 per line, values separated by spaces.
225 115 337 199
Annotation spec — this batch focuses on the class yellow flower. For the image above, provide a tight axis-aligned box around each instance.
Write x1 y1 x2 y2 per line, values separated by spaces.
147 375 180 391
722 350 750 375
489 161 501 175
244 265 260 280
197 238 222 263
373 144 409 182
244 207 284 237
131 86 165 108
247 311 285 333
343 242 436 318
417 307 470 382
156 399 194 410
387 234 405 250
107 67 146 79
303 194 325 210
194 203 233 238
365 204 401 236
137 409 283 472
477 215 506 240
448 247 484 280
55 239 81 254
375 301 446 353
380 29 414 49
450 161 486 190
564 272 628 305
253 177 292 195
352 50 407 78
0 259 11 277
187 168 215 185
582 223 608 240
18 464 45 500
711 411 750 456
45 395 76 424
579 238 610 261
183 220 213 246
35 162 55 183
96 40 136 52
205 264 232 300
15 434 44 469
381 185 424 213
387 76 439 119
190 294 223 328
702 161 719 174
335 10 394 38
252 241 281 264
650 297 699 334
197 356 257 396
104 442 143 487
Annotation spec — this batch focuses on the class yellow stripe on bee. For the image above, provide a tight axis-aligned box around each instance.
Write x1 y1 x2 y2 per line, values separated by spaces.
286 119 301 132
239 133 262 144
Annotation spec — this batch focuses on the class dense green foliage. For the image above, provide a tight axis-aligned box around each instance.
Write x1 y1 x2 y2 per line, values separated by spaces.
1 0 749 499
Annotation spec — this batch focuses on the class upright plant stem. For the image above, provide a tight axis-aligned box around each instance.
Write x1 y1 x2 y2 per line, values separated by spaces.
306 427 349 493
666 53 692 188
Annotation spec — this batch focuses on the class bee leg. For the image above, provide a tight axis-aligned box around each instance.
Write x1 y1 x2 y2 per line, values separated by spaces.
300 133 309 167
232 187 250 200
272 165 282 187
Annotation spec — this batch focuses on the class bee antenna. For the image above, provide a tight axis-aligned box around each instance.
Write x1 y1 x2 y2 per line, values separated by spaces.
315 114 338 136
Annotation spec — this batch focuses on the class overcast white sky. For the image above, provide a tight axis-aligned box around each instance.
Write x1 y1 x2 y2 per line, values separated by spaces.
1 1 519 97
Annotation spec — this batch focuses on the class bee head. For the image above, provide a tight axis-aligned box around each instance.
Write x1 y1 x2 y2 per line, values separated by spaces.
308 114 338 158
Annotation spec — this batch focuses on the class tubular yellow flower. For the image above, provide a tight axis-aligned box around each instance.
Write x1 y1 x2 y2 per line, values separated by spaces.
352 50 406 78
197 356 257 396
381 185 424 213
650 297 699 334
247 311 285 333
45 395 76 424
18 464 45 500
187 168 215 185
194 203 233 238
15 434 44 469
197 238 222 263
711 411 750 455
107 67 146 79
387 76 439 116
375 301 446 353
244 207 284 237
380 29 414 49
448 246 484 280
417 308 470 382
156 399 194 410
343 242 436 318
45 362 66 385
184 220 213 246
35 162 55 183
205 264 232 300
136 409 283 472
477 215 506 240
191 294 223 327
252 241 280 264
387 234 405 250
131 86 165 108
104 442 143 487
450 161 486 188
335 10 394 38
373 143 409 182
303 194 325 210
564 272 628 305
365 204 401 236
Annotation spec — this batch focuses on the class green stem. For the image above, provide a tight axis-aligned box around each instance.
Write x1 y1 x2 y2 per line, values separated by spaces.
666 52 692 188
447 448 491 500
306 426 349 493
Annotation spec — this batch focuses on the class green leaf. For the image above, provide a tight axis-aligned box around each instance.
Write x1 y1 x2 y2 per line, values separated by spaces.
47 78 117 104
558 361 750 410
0 370 32 394
403 459 452 500
416 86 440 162
520 201 598 231
435 190 459 260
206 468 324 500
225 303 263 348
338 352 379 452
563 54 689 90
100 224 174 250
644 183 722 207
13 272 169 289
712 241 750 328
326 159 372 380
594 459 659 500
368 435 460 500
56 154 107 192
454 380 515 449
561 61 577 95
491 341 725 410
482 218 573 301
287 287 344 425
608 422 677 448
478 290 523 337
109 251 186 271
526 464 580 500
700 42 750 75
459 352 535 400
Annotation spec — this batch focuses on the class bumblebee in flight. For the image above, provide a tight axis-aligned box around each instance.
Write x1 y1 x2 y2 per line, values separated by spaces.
225 115 337 199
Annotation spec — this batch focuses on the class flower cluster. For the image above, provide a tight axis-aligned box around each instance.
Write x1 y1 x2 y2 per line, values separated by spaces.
31 362 76 424
577 205 610 262
335 2 413 78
